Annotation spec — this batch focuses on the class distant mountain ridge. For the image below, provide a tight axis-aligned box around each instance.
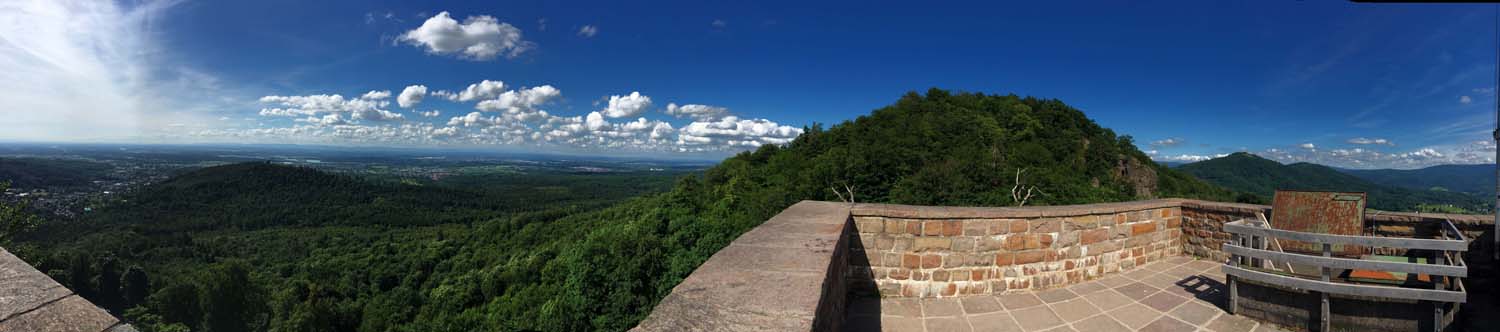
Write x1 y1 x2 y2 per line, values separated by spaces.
1178 152 1488 213
1341 164 1495 198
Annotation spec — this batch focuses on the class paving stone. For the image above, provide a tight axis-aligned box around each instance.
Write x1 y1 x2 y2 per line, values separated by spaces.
1166 301 1219 326
922 298 964 317
924 316 972 332
1035 288 1079 303
1011 305 1065 331
1081 289 1133 310
1205 314 1258 332
1139 316 1196 332
1040 325 1078 332
1106 303 1162 330
1161 255 1193 266
960 296 1004 314
1142 274 1183 289
1181 260 1219 272
1094 275 1132 288
882 298 923 317
1050 298 1101 323
998 293 1044 310
1114 282 1160 300
1162 275 1216 299
879 315 926 332
1140 292 1188 312
1123 267 1158 280
968 312 1023 332
1071 314 1130 332
1067 281 1108 295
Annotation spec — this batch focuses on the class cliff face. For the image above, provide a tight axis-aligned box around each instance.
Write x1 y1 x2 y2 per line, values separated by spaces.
1115 154 1159 198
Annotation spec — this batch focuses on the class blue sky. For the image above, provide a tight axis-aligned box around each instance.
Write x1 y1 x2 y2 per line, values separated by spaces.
0 1 1496 168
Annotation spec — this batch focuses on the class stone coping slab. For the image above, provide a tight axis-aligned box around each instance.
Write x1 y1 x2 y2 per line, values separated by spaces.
632 201 853 332
0 248 130 332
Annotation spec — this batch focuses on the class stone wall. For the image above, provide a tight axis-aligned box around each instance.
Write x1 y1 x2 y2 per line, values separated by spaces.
1178 200 1497 269
846 200 1185 298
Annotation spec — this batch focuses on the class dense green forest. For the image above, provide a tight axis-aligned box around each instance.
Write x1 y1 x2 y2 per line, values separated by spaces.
0 157 114 188
1342 164 1496 198
1179 152 1489 213
10 89 1245 332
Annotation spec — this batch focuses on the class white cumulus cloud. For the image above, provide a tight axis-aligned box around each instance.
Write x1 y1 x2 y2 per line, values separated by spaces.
397 11 533 61
1346 137 1394 146
577 25 598 38
602 92 652 118
1459 95 1472 104
398 85 428 108
665 103 730 121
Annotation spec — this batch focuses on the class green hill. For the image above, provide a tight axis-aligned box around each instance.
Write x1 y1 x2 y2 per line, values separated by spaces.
15 89 1246 332
1178 152 1487 213
1342 164 1496 197
0 158 113 189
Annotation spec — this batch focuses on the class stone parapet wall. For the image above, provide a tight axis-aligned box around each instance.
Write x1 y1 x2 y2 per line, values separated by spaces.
1178 200 1497 267
846 200 1185 298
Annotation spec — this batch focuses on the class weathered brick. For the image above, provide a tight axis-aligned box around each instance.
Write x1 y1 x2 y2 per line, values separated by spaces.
951 237 976 251
942 220 962 236
1064 216 1098 231
914 237 953 251
932 269 950 282
855 216 883 233
902 284 921 297
1009 219 1029 233
923 221 944 236
882 253 902 267
1004 234 1027 251
995 253 1015 266
1111 225 1131 239
876 235 894 250
971 269 987 280
1166 216 1182 228
963 220 988 236
894 237 913 251
1114 213 1127 224
1131 222 1156 235
1054 231 1079 247
1015 250 1045 264
1039 234 1055 248
1024 234 1044 249
1081 228 1109 245
884 219 905 233
1030 218 1062 233
903 254 920 269
942 283 958 296
891 268 910 280
922 254 942 269
988 219 1011 235
977 236 1005 251
914 271 929 281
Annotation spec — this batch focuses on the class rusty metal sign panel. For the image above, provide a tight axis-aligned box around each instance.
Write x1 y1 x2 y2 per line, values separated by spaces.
1270 190 1366 257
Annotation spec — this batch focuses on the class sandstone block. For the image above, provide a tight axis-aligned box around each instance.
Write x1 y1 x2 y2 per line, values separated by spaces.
903 254 920 269
951 237 975 251
1030 218 1061 233
923 221 944 236
1004 234 1027 251
1131 222 1156 235
1015 250 1045 264
942 220 962 236
855 216 883 233
932 269 949 282
1081 228 1108 245
884 219 906 233
922 254 942 269
1064 215 1098 231
1054 231 1079 247
963 220 988 236
1009 219 1028 233
977 236 1005 251
914 237 952 251
906 220 922 235
994 253 1015 266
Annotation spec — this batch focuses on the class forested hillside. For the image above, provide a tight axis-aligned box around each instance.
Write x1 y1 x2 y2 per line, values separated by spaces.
1342 164 1496 197
0 157 114 188
1179 152 1488 213
12 89 1244 332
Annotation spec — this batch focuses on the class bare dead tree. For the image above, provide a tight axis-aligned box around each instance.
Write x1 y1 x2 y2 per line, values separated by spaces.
1011 168 1044 207
830 183 857 204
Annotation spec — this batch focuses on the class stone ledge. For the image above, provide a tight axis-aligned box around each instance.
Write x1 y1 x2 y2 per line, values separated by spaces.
632 201 852 332
0 248 129 332
853 199 1185 219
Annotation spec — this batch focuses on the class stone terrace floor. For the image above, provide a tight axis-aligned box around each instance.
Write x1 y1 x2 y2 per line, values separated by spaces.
844 256 1294 332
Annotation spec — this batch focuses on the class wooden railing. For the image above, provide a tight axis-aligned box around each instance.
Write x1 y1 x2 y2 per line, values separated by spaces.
1221 219 1468 332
